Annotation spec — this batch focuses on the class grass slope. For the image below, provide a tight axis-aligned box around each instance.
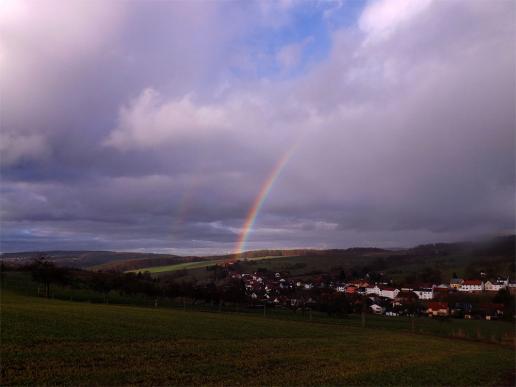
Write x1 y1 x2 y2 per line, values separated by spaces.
2 291 514 386
129 255 285 274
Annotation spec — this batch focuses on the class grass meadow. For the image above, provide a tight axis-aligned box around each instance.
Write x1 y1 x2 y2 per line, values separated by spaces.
128 255 285 274
1 286 515 386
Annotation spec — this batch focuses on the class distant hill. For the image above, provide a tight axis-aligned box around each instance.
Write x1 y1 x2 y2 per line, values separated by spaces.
2 235 513 274
0 250 190 269
203 247 389 261
91 256 208 272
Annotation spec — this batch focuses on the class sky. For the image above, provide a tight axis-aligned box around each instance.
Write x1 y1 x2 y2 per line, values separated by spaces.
0 0 514 255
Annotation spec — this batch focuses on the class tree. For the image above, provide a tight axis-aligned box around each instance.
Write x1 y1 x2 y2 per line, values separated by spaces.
90 272 115 303
419 267 442 284
30 257 67 298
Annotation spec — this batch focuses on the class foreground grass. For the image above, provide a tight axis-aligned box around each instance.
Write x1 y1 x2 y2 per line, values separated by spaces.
1 291 514 386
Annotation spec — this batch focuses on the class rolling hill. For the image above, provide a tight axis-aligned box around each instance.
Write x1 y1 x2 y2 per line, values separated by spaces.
0 250 189 269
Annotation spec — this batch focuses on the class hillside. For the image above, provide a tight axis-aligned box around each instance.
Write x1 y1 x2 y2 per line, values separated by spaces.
142 236 515 282
0 250 188 269
90 256 208 272
2 236 513 277
2 289 514 385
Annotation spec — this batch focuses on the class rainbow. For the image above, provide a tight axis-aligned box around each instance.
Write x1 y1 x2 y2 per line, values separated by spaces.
234 144 298 257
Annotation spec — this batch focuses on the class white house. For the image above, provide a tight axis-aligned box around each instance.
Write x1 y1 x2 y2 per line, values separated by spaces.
365 285 380 295
459 279 483 292
484 279 508 292
413 288 434 300
365 285 399 299
379 286 400 299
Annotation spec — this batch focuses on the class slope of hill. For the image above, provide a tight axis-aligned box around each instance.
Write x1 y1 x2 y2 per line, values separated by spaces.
90 256 208 272
148 235 515 282
0 250 188 269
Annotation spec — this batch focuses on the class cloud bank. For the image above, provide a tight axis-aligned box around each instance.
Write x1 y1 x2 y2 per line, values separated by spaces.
1 0 514 254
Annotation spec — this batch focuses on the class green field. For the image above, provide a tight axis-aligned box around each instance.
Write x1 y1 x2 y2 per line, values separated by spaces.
2 271 514 345
2 288 515 386
129 255 285 274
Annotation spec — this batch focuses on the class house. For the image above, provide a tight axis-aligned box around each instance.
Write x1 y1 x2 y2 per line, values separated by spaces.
413 287 433 300
364 285 399 299
345 285 357 294
379 286 399 299
458 279 483 292
427 302 449 317
484 279 508 292
449 278 464 289
365 285 380 295
370 304 385 314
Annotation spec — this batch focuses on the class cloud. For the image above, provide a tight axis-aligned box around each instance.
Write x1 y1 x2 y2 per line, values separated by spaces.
359 0 433 43
0 0 514 253
105 89 231 151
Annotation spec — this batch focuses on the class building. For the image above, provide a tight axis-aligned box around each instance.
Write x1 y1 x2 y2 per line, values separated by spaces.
427 302 449 317
345 285 357 294
449 278 464 289
365 285 380 295
484 279 508 292
364 285 399 299
379 286 400 299
458 279 483 292
413 287 433 300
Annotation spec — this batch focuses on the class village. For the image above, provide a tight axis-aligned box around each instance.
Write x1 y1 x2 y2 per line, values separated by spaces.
225 265 515 321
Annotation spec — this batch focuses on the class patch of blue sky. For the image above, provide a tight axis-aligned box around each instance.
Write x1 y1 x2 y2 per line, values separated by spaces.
230 0 367 80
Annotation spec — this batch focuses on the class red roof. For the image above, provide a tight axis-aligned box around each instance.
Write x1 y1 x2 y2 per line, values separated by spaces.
463 279 482 286
428 302 448 310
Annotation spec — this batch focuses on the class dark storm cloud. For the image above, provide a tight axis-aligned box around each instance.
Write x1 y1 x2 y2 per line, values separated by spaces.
1 0 514 253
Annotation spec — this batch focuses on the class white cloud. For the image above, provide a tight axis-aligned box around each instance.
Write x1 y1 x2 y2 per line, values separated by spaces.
359 0 433 43
105 89 231 150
